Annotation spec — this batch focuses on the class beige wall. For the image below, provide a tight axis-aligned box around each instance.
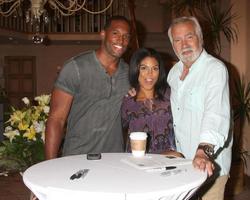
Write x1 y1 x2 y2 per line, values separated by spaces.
230 0 249 76
230 0 250 151
134 0 166 33
0 44 99 95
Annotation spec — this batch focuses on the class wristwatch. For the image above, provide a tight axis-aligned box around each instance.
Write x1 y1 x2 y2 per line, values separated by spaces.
197 144 214 159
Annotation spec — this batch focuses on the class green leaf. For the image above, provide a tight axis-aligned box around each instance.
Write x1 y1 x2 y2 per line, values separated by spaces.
233 77 250 123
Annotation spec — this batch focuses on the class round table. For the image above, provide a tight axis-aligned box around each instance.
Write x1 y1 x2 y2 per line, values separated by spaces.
23 153 207 200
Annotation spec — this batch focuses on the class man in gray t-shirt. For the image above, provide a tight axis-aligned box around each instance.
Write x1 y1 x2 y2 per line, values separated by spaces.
45 16 131 159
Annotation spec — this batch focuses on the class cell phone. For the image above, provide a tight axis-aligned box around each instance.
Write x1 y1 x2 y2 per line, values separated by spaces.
87 153 101 160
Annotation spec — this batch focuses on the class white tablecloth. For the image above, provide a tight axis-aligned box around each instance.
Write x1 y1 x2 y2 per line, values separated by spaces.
23 153 207 200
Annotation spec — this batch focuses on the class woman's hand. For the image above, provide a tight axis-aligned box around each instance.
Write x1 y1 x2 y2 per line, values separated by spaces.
161 150 185 158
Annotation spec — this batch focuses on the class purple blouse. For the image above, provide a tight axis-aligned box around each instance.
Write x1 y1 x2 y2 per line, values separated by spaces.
121 88 176 153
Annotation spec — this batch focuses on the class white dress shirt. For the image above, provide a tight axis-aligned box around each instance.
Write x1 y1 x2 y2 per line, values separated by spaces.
167 50 232 176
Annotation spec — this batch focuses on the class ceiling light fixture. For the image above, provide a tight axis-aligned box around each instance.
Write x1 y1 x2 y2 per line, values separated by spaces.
0 0 114 18
0 0 114 44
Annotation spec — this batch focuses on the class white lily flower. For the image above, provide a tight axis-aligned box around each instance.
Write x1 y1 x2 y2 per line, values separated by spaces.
4 129 20 142
41 131 45 142
5 126 13 132
43 106 50 114
33 121 45 133
22 97 30 105
35 94 51 106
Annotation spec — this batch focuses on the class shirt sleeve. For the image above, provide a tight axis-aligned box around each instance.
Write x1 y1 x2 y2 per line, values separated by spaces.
54 59 80 95
200 62 231 151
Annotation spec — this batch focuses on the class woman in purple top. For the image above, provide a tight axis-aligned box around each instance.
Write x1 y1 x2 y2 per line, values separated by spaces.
122 48 182 156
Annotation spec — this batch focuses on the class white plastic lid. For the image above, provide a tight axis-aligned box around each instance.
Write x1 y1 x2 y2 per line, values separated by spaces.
129 132 147 140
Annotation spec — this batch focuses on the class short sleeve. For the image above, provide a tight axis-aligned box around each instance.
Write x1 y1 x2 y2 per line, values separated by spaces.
55 59 80 95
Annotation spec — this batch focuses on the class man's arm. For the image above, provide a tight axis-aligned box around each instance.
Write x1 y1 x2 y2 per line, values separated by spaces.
45 88 73 160
193 63 230 176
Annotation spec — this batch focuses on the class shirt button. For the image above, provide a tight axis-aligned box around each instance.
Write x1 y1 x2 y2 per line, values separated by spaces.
177 107 180 110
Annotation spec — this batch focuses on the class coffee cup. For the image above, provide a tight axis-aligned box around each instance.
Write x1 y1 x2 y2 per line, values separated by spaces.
129 132 147 157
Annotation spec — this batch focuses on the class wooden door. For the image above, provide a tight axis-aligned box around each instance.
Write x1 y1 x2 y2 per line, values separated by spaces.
4 56 36 109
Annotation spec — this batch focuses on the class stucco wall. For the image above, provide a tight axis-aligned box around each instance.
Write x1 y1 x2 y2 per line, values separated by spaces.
230 0 250 152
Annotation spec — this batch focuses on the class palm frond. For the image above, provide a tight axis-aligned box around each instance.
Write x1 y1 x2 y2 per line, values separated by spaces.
203 3 238 53
233 78 250 123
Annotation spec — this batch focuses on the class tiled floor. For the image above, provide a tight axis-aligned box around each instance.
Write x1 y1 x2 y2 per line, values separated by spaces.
0 172 249 200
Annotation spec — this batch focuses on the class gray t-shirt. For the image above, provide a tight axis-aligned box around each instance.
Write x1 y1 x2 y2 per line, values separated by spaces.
55 50 130 155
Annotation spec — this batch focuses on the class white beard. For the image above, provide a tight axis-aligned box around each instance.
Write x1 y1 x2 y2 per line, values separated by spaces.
176 46 202 64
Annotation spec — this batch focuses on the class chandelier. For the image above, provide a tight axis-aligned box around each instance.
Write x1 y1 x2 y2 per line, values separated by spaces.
0 0 114 17
0 0 114 43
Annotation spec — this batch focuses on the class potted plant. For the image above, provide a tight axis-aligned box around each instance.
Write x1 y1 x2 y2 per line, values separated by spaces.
233 77 250 176
0 94 50 173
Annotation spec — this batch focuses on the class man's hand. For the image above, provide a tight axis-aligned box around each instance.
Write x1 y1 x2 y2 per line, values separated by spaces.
127 88 136 97
193 149 215 177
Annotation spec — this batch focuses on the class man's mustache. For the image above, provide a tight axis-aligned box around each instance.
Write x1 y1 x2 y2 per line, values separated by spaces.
181 47 193 55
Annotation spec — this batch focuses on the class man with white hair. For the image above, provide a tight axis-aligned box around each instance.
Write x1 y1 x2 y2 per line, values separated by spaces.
167 16 232 200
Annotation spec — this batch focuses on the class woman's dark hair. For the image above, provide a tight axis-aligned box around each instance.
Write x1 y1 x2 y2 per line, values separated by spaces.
129 48 167 100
